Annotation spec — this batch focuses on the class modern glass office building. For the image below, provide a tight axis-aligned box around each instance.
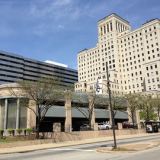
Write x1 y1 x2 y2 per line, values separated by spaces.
0 50 78 86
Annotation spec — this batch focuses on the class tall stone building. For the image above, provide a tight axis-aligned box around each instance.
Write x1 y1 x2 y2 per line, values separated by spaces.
75 13 160 95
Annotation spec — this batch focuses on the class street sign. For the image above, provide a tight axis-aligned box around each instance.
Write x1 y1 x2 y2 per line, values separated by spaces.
95 79 102 94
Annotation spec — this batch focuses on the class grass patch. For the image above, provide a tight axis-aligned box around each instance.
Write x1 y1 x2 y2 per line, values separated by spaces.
112 147 128 151
0 140 21 143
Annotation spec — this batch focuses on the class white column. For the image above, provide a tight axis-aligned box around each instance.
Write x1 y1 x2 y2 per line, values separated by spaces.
117 22 118 31
120 24 122 32
4 99 8 129
109 22 111 32
101 26 103 35
102 25 104 35
16 99 20 129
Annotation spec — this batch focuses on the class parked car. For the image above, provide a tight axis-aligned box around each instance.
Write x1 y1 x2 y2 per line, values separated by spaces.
122 122 133 128
80 124 94 131
98 122 112 130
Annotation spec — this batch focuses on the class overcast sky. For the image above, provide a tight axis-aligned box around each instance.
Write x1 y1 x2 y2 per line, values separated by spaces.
0 0 160 70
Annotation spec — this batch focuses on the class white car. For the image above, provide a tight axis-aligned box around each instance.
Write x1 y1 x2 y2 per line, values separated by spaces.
98 122 112 130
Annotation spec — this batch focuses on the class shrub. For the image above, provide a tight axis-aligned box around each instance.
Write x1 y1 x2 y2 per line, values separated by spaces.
7 129 14 136
0 136 6 140
0 129 4 136
16 129 23 135
26 128 33 135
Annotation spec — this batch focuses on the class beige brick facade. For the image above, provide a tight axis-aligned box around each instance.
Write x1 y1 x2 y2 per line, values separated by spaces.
75 13 160 95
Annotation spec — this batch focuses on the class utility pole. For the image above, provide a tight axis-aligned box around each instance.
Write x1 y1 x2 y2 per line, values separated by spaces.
106 62 117 148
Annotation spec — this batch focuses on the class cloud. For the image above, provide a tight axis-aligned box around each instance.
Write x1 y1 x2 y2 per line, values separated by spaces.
58 24 64 29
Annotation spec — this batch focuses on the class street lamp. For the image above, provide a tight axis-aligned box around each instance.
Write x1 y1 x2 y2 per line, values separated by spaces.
95 63 117 148
106 62 117 148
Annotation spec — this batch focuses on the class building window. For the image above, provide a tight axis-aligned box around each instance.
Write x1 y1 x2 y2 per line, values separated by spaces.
151 72 154 76
148 79 150 83
153 85 156 89
152 78 155 82
157 78 159 82
149 86 151 90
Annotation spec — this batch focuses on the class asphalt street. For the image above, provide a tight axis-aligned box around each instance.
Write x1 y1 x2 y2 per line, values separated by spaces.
0 134 160 160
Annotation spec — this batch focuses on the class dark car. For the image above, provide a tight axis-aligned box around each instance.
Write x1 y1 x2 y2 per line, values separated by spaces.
80 124 94 131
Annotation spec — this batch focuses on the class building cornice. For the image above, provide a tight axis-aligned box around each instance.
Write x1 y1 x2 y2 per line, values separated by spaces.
98 13 130 26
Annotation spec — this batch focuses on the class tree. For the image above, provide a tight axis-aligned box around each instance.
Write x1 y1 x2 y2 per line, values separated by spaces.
71 90 108 130
8 77 65 139
152 95 160 120
110 92 127 118
139 94 158 121
122 93 141 128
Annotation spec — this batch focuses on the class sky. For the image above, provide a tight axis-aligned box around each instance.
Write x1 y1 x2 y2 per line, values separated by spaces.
0 0 160 70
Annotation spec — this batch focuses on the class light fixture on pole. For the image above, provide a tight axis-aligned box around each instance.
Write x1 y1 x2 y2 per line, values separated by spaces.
106 62 117 148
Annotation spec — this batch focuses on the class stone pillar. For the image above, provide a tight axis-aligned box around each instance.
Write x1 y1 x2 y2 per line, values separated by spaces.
102 25 104 35
89 95 95 126
98 27 101 36
65 91 72 132
4 99 8 130
27 99 36 129
117 123 122 130
94 123 98 131
127 107 132 122
100 26 103 35
109 22 111 32
136 109 141 129
16 99 20 129
105 24 107 33
120 24 122 32
112 19 116 31
53 123 61 132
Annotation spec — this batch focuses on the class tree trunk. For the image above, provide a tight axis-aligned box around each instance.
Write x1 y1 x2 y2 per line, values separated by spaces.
36 123 40 139
132 112 135 129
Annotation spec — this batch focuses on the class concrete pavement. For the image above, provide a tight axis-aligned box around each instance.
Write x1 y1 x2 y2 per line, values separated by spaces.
0 132 160 154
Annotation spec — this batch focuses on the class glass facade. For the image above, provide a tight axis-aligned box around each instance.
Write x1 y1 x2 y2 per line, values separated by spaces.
7 99 17 129
0 100 5 129
0 98 28 129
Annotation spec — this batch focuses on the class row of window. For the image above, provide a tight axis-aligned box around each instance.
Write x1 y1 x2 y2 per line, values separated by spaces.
148 78 159 83
120 26 156 43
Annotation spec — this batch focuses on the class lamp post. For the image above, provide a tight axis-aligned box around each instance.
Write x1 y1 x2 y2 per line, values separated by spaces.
95 62 117 148
106 62 117 148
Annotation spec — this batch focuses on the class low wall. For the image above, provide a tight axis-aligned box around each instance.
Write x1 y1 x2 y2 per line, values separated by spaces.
0 129 146 148
46 129 146 142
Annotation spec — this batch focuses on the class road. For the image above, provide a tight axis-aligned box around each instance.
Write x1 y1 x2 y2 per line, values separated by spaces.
0 134 160 160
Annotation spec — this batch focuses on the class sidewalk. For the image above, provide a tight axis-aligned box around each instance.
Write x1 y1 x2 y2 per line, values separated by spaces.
0 133 160 154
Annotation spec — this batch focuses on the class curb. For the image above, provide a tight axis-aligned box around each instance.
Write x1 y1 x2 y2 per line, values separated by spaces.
0 133 160 154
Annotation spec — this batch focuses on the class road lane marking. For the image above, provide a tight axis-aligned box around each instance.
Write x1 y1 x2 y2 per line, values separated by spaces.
47 148 94 152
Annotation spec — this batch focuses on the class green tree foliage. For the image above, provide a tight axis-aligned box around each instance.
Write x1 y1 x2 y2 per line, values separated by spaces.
139 110 158 121
8 77 65 139
139 94 159 121
122 93 141 127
